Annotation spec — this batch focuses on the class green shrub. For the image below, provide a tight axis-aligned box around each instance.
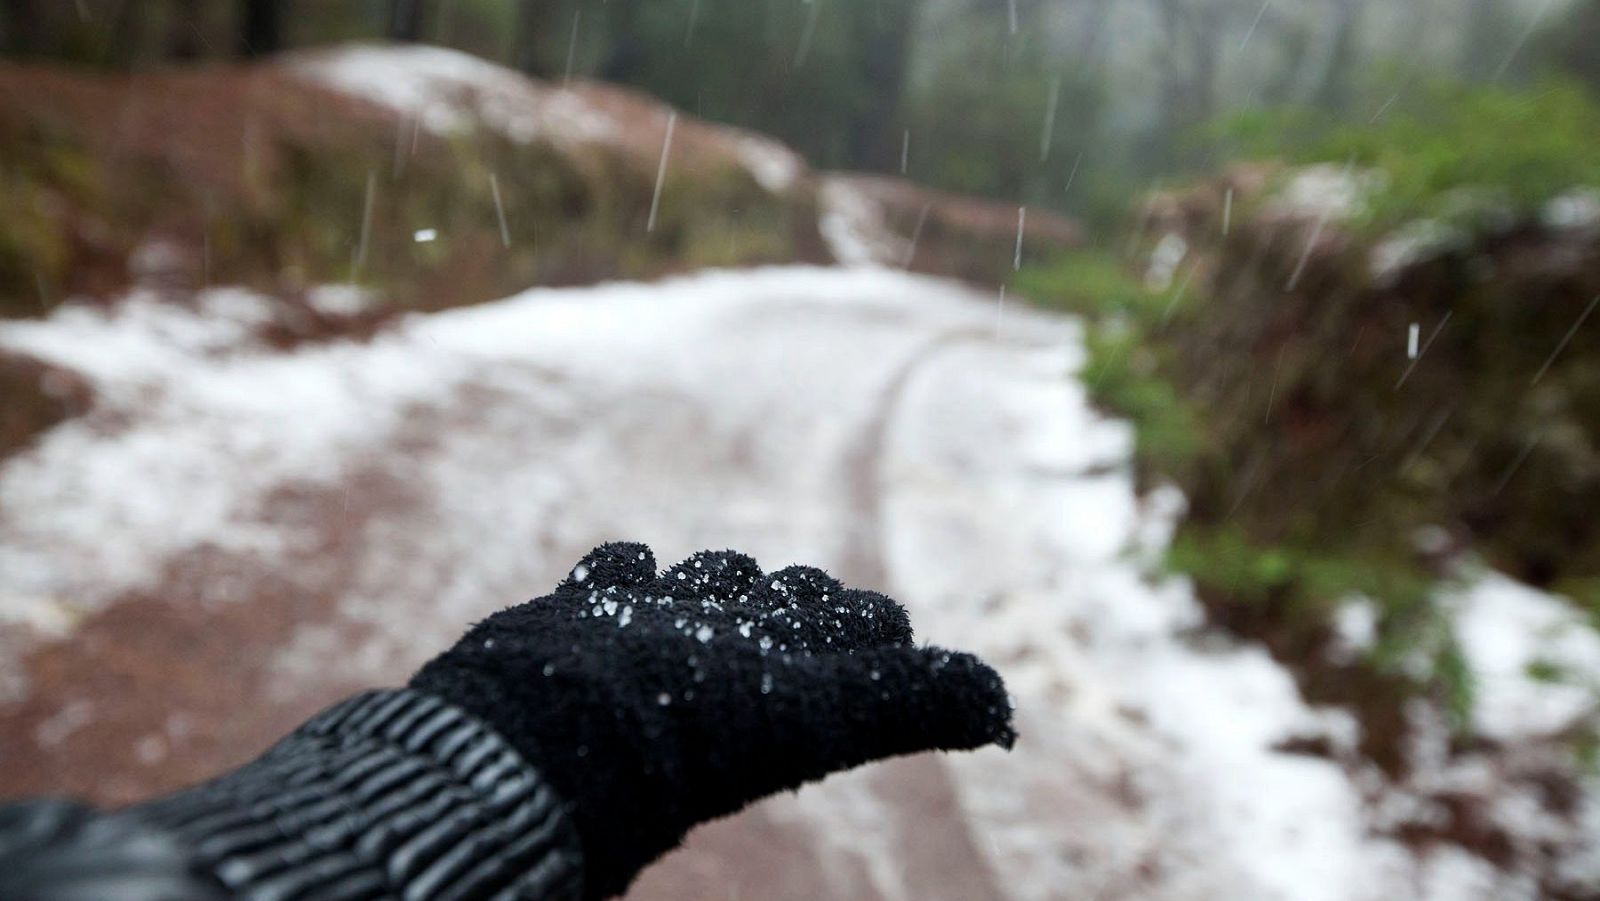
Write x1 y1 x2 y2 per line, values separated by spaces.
1213 79 1600 227
1014 251 1168 320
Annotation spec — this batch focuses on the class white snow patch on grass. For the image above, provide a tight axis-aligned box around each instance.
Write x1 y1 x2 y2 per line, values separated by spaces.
735 136 804 194
290 43 619 145
1447 569 1600 741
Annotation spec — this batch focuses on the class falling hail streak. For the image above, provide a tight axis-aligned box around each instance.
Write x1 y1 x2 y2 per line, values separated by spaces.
795 0 822 68
1407 322 1420 360
490 173 511 247
1008 0 1018 35
1264 347 1286 425
564 10 582 86
1370 93 1400 124
1394 311 1453 389
1063 151 1083 197
1493 0 1555 82
1239 0 1270 52
1160 262 1198 325
647 112 678 233
1285 209 1330 291
685 0 701 47
1014 207 1027 271
1492 436 1539 495
1222 188 1234 236
1286 157 1355 291
1039 78 1061 162
1530 294 1600 386
995 284 1007 337
352 169 376 280
901 129 910 175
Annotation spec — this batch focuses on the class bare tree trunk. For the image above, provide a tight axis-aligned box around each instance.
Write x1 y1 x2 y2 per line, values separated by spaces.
1 0 43 56
1152 0 1219 168
238 0 281 57
852 0 917 170
1461 0 1505 80
169 0 206 61
1072 0 1117 74
389 0 427 42
514 0 562 75
1308 0 1368 111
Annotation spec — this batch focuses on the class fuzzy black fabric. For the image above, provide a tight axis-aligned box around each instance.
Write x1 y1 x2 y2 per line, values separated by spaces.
411 542 1016 901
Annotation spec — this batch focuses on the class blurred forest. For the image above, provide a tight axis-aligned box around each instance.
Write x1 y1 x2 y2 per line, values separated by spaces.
3 0 1598 228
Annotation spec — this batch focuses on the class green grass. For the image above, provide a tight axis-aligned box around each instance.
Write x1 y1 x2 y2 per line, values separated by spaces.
1014 250 1171 319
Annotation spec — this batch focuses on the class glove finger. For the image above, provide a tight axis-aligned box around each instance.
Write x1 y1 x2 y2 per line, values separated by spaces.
747 567 913 651
673 643 1015 825
742 566 852 651
560 542 657 592
828 588 914 649
656 550 763 607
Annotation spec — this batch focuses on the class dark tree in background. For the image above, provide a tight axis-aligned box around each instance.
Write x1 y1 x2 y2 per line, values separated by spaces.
1462 0 1509 80
514 0 562 77
1308 0 1369 111
1 0 41 56
1543 0 1600 90
1 0 1590 226
389 0 427 42
238 0 282 57
168 0 206 60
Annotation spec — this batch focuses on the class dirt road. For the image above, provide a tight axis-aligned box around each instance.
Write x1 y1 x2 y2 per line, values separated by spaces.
0 267 1471 899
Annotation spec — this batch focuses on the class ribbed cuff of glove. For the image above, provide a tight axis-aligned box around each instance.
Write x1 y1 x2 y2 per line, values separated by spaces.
130 689 584 901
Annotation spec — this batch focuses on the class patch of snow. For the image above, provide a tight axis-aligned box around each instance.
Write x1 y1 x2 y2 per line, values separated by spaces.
306 284 375 318
0 594 76 638
290 43 618 145
817 178 908 267
735 136 804 194
1332 597 1379 661
128 240 189 285
878 321 1422 900
1144 232 1188 291
1543 188 1600 233
1271 163 1385 222
1370 219 1468 284
0 288 276 389
33 699 94 748
1447 569 1600 742
5 264 1595 896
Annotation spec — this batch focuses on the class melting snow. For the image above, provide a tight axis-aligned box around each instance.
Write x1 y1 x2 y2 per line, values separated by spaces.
2 266 1595 897
290 43 620 145
1448 569 1600 742
817 177 908 267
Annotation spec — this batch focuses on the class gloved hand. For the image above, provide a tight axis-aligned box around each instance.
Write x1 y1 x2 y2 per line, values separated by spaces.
411 542 1016 900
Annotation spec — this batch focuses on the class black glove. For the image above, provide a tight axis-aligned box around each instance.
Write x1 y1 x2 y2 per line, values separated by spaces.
411 542 1016 900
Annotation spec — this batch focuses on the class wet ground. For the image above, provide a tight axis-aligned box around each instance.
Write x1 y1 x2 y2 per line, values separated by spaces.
0 266 1551 899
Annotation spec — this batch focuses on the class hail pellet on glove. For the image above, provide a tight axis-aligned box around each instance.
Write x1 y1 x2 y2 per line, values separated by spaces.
0 543 1016 900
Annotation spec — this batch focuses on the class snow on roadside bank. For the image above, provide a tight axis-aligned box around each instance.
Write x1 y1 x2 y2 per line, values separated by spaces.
290 44 805 195
1450 570 1600 742
290 43 620 144
1 267 1596 898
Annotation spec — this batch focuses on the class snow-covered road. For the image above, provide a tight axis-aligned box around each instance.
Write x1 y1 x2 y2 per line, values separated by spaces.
0 267 1578 899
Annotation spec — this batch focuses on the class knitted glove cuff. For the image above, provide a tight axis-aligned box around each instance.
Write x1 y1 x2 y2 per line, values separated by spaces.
131 688 584 901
